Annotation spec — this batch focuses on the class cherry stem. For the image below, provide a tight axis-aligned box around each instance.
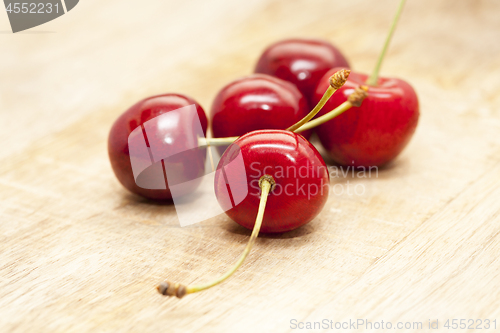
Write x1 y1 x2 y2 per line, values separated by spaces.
157 175 274 298
294 85 369 133
198 136 238 147
295 102 351 133
365 0 406 86
286 69 350 132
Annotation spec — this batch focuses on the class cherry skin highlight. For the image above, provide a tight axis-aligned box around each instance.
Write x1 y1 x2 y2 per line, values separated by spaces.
313 68 419 167
254 38 350 106
210 74 311 142
214 130 329 233
108 93 208 200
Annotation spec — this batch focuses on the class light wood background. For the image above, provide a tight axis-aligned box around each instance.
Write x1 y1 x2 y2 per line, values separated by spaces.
1 0 500 332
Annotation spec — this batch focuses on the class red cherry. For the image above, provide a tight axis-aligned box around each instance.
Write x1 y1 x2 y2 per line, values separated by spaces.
313 68 419 167
254 38 350 106
157 130 329 297
108 93 208 200
214 130 329 233
210 74 311 142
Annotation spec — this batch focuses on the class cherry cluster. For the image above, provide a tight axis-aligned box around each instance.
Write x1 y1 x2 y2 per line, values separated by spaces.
107 0 419 299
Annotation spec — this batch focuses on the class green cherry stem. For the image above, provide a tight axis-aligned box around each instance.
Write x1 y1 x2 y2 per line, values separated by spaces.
295 86 369 133
157 175 275 298
286 69 350 132
198 136 238 147
365 0 407 86
295 102 351 133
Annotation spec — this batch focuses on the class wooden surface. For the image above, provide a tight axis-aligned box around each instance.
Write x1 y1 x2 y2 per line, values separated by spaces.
1 0 500 332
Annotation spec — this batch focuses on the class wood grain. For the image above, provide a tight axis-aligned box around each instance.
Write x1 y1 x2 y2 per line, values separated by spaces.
1 0 500 332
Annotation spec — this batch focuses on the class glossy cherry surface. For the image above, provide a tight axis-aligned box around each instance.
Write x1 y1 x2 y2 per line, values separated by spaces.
313 68 419 167
210 74 310 141
214 130 329 233
254 38 350 106
108 94 208 200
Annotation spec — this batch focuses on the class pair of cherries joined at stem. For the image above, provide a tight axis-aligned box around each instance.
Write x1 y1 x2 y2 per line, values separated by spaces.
107 0 417 298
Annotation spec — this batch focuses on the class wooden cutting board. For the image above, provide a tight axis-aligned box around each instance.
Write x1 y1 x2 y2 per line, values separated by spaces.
1 0 500 332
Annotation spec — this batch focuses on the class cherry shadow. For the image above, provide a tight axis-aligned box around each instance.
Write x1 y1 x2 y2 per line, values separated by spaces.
114 192 179 226
119 191 175 206
221 218 316 239
321 153 406 186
